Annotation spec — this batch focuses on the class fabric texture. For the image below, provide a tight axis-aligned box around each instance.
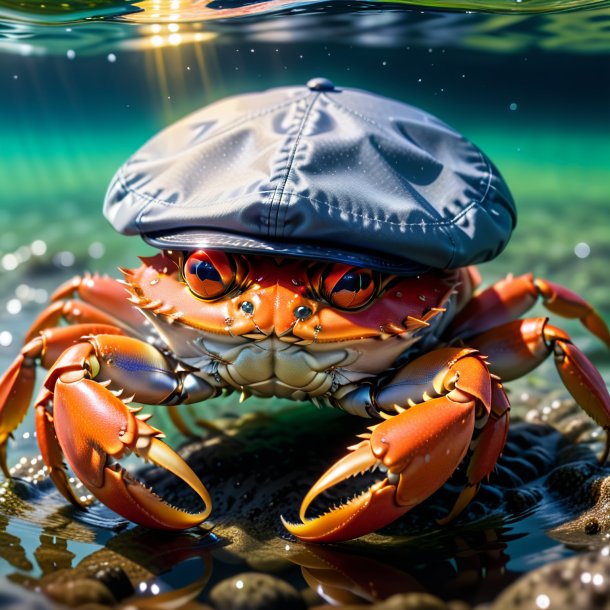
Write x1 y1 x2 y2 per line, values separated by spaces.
104 79 516 274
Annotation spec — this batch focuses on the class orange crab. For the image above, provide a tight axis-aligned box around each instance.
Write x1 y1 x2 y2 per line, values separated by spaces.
1 249 609 542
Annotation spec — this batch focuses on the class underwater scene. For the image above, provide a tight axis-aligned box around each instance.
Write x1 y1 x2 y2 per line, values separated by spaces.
1 1 610 609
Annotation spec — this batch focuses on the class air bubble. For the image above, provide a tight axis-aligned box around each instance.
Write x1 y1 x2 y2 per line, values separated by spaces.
31 240 47 256
6 299 22 315
1 253 18 271
575 242 590 259
88 242 106 259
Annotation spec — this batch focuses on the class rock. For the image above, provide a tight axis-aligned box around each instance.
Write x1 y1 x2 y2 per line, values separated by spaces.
43 577 116 607
93 566 134 601
376 592 457 609
491 547 610 610
309 592 467 610
208 572 306 610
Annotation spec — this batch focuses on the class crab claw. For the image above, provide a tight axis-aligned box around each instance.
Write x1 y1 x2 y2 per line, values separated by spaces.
0 354 36 477
283 392 476 542
45 377 211 530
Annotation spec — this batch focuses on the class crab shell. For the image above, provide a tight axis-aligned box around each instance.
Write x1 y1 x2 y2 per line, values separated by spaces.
123 252 461 405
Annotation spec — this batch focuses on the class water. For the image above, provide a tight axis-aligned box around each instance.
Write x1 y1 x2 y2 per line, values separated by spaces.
1 2 610 608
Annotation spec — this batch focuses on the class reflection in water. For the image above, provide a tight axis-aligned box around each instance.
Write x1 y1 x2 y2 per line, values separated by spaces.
34 533 75 575
287 529 520 606
2 501 523 609
1 0 609 24
1 3 610 54
1 513 216 608
0 513 32 572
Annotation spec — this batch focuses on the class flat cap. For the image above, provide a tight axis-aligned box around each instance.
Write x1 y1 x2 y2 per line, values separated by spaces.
104 79 516 274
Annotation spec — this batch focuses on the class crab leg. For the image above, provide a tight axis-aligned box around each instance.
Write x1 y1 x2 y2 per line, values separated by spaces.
438 381 510 525
25 273 148 342
448 273 610 348
0 324 124 477
283 348 495 542
470 317 610 461
33 334 215 529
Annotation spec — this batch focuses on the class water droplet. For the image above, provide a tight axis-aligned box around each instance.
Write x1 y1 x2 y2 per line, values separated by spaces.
66 49 76 60
107 53 117 63
509 102 518 111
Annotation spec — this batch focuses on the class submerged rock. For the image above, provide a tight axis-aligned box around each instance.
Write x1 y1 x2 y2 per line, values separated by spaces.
208 572 306 610
491 547 610 610
42 574 116 607
310 593 472 610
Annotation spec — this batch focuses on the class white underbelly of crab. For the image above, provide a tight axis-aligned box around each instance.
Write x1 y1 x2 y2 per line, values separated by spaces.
184 334 419 400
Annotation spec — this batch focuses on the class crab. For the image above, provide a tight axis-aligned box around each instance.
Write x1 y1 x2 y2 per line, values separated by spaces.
1 247 609 543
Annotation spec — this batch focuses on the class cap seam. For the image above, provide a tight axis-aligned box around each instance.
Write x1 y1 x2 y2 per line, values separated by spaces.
267 92 320 239
325 94 494 228
324 93 408 141
125 93 311 234
183 92 312 155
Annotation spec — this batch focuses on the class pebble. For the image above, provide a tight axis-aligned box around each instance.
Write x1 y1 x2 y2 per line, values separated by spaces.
43 577 116 607
93 566 134 601
491 548 610 609
310 592 470 609
208 572 306 610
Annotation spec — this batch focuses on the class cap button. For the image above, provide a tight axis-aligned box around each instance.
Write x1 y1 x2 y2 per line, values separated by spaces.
307 77 336 92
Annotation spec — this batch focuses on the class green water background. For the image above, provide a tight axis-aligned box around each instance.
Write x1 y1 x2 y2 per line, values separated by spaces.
1 11 609 307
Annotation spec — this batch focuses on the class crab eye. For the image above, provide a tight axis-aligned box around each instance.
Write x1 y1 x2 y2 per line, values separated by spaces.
321 264 377 309
184 250 236 300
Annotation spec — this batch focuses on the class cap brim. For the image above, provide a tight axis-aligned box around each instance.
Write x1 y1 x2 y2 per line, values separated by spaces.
143 230 430 276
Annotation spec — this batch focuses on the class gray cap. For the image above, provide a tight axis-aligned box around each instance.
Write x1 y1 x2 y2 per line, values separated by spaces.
104 78 516 274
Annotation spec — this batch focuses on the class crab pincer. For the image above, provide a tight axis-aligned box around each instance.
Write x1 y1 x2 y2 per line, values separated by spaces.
34 340 212 530
283 348 505 543
283 395 477 542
